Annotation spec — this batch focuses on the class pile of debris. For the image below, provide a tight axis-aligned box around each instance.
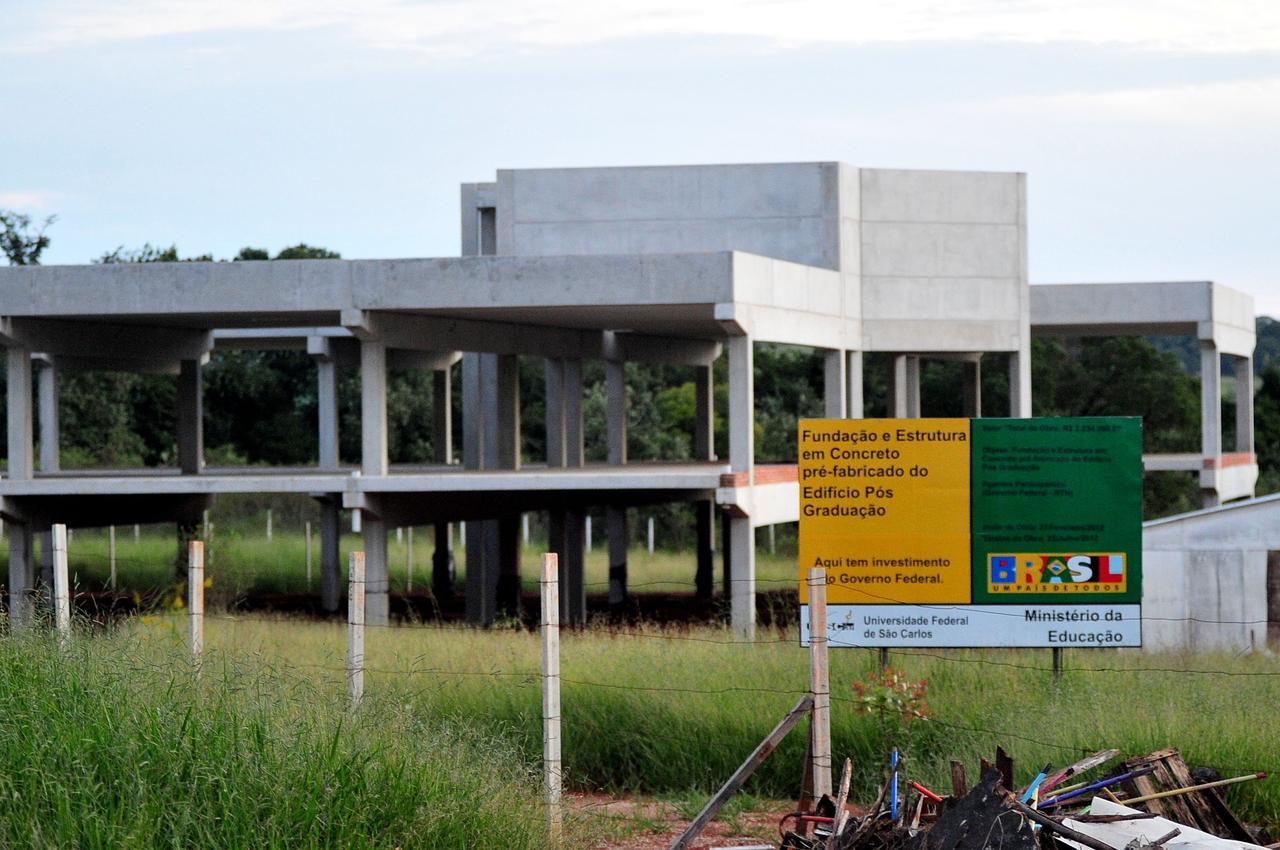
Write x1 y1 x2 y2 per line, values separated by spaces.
669 731 1273 850
780 747 1272 850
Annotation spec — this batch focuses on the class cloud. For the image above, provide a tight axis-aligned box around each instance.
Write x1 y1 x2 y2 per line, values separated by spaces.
8 0 1280 57
0 191 60 211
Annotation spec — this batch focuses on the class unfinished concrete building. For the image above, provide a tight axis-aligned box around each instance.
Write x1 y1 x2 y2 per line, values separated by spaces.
0 163 1257 639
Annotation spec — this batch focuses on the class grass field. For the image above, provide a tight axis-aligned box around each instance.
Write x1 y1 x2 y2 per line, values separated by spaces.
9 613 1273 840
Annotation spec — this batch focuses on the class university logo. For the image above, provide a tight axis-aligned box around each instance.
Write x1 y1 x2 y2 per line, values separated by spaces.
987 553 1126 594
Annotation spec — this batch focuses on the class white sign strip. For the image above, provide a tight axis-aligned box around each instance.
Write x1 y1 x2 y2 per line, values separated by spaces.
800 604 1141 648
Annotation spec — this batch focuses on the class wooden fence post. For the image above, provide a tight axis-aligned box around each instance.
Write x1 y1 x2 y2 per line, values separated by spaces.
52 524 70 647
348 551 365 707
808 566 832 798
189 539 204 660
541 553 563 842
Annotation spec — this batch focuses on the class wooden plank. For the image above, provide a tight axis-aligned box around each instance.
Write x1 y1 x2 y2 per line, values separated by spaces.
997 746 1015 791
668 695 813 850
1162 753 1252 841
950 760 968 797
827 758 852 849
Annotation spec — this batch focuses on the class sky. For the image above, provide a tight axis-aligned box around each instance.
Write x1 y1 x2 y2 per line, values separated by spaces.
2 0 1279 313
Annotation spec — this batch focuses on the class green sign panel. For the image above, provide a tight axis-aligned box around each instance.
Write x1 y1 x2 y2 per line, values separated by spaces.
970 417 1143 605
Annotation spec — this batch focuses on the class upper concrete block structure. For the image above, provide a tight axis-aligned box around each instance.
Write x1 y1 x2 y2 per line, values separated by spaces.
1033 281 1259 505
0 161 1259 645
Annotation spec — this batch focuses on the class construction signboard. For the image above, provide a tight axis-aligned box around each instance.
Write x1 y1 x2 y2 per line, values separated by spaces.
798 417 1143 648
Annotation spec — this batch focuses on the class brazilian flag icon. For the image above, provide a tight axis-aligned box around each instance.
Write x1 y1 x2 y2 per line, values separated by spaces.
989 555 1016 584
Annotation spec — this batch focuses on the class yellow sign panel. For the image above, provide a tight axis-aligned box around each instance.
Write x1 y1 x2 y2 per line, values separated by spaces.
798 419 972 605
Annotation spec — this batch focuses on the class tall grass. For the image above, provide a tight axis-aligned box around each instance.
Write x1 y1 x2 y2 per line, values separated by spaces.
4 614 1278 843
0 626 557 849
195 617 1280 827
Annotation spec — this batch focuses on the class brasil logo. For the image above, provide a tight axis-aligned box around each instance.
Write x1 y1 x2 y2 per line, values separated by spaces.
987 554 1126 594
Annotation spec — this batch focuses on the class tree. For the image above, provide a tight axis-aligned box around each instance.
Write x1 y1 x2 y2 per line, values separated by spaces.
0 211 56 265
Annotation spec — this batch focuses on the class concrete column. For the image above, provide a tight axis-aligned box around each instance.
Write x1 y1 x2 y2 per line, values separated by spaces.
890 355 921 418
39 526 52 597
177 359 203 474
6 346 32 481
728 515 755 640
846 351 864 418
7 521 33 630
465 521 497 626
823 349 845 419
545 359 566 467
360 340 388 476
432 521 453 601
319 497 340 613
605 358 626 465
433 367 452 464
726 334 755 638
721 509 732 599
36 359 58 472
496 515 521 618
317 356 339 469
462 352 483 470
564 359 584 467
962 358 982 418
694 364 714 460
1234 355 1254 454
695 500 715 599
362 514 388 625
728 335 754 478
1201 341 1222 508
607 506 627 606
495 354 520 469
1201 342 1222 458
1009 345 1032 418
564 511 587 623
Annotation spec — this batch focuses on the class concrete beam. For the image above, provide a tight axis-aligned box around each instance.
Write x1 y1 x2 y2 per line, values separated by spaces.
0 318 211 362
341 309 719 365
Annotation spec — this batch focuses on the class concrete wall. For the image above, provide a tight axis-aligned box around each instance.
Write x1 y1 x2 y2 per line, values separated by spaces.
496 163 846 270
1141 493 1279 652
858 169 1026 353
